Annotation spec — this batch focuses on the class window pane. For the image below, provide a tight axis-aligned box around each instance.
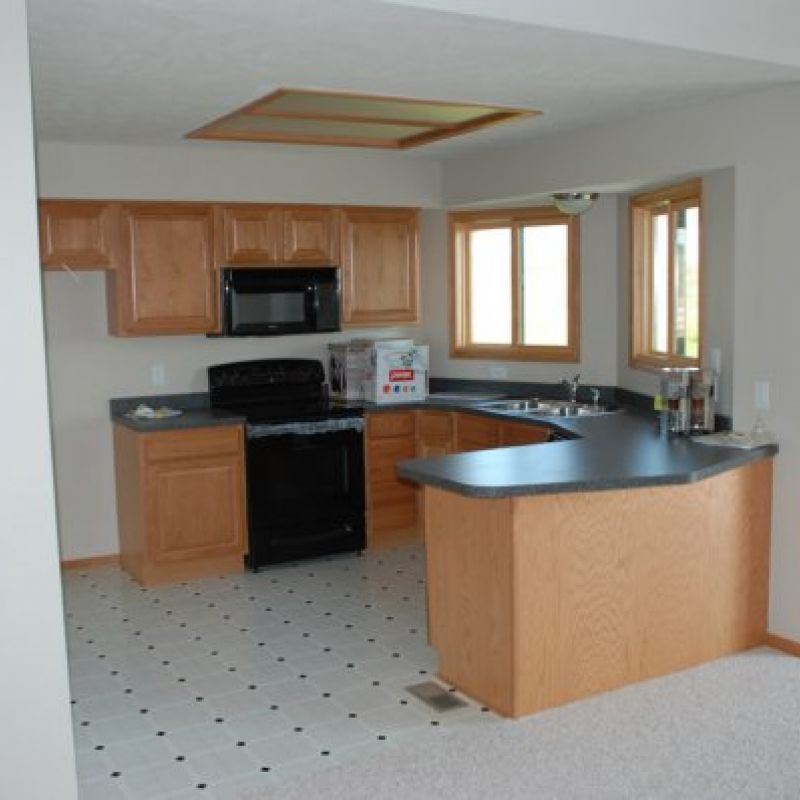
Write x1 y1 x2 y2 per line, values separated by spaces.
468 228 512 345
673 205 700 358
521 224 568 346
651 212 669 354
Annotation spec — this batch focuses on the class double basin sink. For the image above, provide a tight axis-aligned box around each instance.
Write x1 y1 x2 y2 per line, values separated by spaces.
478 398 620 417
429 393 620 418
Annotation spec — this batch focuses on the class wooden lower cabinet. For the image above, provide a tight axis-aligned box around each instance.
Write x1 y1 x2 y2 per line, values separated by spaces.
455 413 500 452
366 409 550 546
365 411 419 547
113 424 246 585
499 421 551 446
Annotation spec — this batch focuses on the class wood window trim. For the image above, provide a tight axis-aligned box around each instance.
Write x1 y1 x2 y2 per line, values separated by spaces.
629 178 704 371
449 206 580 363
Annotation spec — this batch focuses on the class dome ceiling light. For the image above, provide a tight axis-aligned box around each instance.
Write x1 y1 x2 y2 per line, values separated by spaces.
551 192 598 215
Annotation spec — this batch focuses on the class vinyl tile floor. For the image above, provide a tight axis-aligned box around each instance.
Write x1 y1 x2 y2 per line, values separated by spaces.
64 545 498 799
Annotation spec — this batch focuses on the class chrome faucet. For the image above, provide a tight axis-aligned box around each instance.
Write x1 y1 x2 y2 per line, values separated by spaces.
561 373 581 403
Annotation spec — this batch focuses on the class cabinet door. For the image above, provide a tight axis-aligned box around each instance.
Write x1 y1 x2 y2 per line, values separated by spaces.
283 207 339 264
499 422 551 446
112 204 216 335
216 204 282 265
365 411 418 542
416 411 455 457
146 451 246 564
341 208 420 325
456 413 500 452
39 200 117 270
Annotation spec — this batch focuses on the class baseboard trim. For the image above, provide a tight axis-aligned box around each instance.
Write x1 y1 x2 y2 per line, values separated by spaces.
60 554 120 571
765 633 800 657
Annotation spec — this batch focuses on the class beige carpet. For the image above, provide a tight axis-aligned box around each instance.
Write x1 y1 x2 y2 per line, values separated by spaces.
251 648 800 799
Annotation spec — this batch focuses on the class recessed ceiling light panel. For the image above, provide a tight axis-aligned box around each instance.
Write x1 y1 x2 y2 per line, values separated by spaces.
188 88 539 149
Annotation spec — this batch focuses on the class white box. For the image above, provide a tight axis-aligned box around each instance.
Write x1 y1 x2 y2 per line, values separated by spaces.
364 343 429 404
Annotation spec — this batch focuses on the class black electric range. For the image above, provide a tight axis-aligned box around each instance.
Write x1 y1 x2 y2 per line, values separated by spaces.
209 359 365 570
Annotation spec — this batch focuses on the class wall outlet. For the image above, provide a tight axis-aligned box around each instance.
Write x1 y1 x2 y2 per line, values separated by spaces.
754 380 770 412
150 364 166 388
489 366 508 379
710 347 722 375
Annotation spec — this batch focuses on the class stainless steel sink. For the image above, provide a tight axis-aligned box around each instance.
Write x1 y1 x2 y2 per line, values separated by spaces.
478 397 621 417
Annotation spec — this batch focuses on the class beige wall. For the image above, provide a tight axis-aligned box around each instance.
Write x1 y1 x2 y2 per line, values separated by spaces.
421 196 619 386
1 3 77 796
37 141 442 561
443 83 800 640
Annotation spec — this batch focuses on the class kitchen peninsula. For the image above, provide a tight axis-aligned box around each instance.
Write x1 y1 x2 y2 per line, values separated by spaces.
398 410 777 718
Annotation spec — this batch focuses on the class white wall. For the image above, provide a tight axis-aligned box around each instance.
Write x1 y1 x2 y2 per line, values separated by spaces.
37 142 442 560
616 167 735 415
37 141 442 206
443 83 800 640
421 196 619 386
0 3 77 797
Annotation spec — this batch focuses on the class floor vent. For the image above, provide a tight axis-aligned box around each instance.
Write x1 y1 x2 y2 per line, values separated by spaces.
406 681 468 711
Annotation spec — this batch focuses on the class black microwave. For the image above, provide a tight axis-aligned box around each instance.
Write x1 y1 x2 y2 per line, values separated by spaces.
219 267 341 337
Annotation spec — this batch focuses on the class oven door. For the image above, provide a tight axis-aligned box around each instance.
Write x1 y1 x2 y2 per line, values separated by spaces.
244 419 365 568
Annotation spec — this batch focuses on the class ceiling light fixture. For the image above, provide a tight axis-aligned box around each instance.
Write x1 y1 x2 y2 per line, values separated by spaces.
551 192 598 215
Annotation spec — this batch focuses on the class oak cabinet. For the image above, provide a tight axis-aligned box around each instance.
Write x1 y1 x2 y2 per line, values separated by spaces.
39 200 117 271
456 413 500 452
216 204 282 265
216 205 340 266
365 411 419 546
108 203 217 336
283 207 340 264
341 208 420 325
499 421 551 446
113 424 247 586
365 410 551 544
416 411 456 458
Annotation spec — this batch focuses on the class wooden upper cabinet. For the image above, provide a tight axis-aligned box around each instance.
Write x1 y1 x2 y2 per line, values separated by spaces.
109 203 217 336
39 200 118 271
282 207 339 264
216 204 282 265
216 204 339 266
341 207 420 325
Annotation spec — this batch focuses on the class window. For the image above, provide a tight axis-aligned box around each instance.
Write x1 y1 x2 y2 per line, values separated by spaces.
630 179 702 369
449 207 580 361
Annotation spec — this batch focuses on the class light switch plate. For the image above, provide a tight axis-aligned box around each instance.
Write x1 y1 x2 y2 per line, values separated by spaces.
754 380 770 411
151 364 166 388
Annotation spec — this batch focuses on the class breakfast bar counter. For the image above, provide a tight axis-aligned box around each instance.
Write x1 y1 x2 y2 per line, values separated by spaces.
397 407 777 719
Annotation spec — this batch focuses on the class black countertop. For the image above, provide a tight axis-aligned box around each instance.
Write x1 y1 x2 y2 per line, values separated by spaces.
110 393 246 433
108 391 775 495
394 401 777 498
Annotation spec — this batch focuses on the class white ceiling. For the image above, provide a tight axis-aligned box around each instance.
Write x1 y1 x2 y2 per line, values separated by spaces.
27 0 800 157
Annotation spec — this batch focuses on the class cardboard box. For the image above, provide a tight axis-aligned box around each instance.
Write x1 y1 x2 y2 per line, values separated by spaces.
363 342 429 404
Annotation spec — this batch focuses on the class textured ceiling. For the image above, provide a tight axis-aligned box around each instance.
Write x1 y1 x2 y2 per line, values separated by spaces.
27 0 800 157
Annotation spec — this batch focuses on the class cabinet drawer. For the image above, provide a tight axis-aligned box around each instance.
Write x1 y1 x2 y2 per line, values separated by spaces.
144 426 242 463
416 411 454 439
367 411 415 439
